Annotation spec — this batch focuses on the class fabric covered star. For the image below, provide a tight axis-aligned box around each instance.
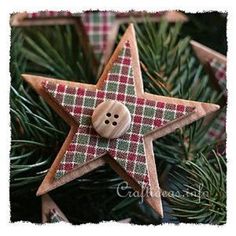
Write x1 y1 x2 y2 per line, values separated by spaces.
190 40 226 144
22 24 219 216
42 40 194 189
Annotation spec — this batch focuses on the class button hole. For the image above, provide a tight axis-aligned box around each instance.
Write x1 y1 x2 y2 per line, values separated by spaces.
114 114 119 119
105 120 109 124
106 113 111 117
112 121 117 126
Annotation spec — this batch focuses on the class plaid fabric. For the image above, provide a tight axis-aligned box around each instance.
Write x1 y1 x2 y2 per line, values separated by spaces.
48 209 66 223
24 11 115 59
81 12 115 58
27 11 72 18
204 59 226 142
43 41 195 191
24 11 166 59
209 58 227 96
204 107 226 142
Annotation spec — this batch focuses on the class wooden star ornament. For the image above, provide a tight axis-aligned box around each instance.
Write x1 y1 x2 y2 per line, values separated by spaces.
22 24 219 217
11 11 188 69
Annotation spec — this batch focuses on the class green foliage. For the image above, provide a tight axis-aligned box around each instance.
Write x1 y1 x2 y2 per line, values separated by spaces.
168 151 226 224
11 28 67 190
10 19 226 224
19 25 96 82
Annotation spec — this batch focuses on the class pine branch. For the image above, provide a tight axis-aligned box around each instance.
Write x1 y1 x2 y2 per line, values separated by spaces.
167 151 226 224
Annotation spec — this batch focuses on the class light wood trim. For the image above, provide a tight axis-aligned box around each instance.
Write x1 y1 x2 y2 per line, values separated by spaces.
191 40 226 65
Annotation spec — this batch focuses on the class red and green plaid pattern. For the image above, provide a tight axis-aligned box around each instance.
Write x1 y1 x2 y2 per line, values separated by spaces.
209 58 227 96
25 11 115 58
43 41 195 191
204 59 226 142
48 209 66 223
204 107 226 142
26 11 116 58
81 12 115 58
24 11 166 59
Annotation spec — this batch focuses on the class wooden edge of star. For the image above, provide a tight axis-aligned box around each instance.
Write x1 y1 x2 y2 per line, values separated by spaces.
10 11 188 27
11 10 188 78
10 12 99 75
191 40 227 66
41 194 69 223
191 40 227 100
10 12 77 26
21 24 220 218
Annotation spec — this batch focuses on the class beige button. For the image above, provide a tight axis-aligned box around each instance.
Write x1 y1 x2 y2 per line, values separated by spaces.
92 100 131 139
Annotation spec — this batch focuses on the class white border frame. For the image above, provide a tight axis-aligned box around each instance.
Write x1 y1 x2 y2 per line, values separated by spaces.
1 1 235 236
